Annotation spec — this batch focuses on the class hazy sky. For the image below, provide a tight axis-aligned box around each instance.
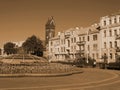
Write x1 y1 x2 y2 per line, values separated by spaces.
0 0 120 48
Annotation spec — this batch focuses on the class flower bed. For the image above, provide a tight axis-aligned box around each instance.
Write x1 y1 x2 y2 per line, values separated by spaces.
0 63 78 74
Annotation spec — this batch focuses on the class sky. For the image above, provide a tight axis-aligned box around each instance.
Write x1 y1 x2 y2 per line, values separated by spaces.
0 0 120 48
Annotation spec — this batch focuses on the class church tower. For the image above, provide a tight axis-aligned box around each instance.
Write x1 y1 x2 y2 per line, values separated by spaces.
45 16 55 46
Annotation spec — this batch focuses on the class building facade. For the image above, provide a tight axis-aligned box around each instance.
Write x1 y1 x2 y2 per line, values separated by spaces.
49 26 100 62
48 12 120 63
100 13 120 63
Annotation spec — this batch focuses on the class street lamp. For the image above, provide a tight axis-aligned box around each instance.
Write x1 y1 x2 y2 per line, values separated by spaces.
102 54 108 69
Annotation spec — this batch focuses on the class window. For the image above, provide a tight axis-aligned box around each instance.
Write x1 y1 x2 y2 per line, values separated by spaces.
93 35 97 41
114 30 117 36
104 20 106 26
110 42 112 48
79 37 81 41
115 41 117 47
114 18 117 23
83 37 85 41
119 17 120 23
68 40 70 47
64 47 65 52
104 42 106 48
119 29 120 34
96 53 99 59
110 53 112 59
51 41 53 46
92 53 95 58
74 46 76 51
104 30 106 37
61 40 63 44
74 37 76 43
88 45 90 51
61 47 63 52
109 30 112 36
71 38 73 43
64 39 65 44
93 44 97 50
51 48 53 52
71 46 73 52
81 45 85 51
109 19 111 24
87 36 90 41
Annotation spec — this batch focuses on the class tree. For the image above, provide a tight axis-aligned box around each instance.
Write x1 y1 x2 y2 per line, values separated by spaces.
4 42 17 55
22 35 44 56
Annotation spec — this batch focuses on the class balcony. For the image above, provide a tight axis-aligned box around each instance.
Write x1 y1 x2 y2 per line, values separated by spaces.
116 34 120 40
76 50 85 54
65 35 70 38
76 41 86 46
65 32 70 38
66 47 70 52
116 47 120 52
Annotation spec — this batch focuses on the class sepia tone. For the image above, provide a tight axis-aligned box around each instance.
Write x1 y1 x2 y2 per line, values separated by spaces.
0 0 120 90
0 0 120 47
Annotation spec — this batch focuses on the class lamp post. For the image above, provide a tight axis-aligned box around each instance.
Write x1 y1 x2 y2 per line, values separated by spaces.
102 54 108 69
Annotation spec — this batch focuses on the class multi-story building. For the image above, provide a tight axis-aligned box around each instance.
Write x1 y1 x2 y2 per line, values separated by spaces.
49 27 80 62
100 13 120 63
78 25 100 62
49 25 100 62
48 12 120 63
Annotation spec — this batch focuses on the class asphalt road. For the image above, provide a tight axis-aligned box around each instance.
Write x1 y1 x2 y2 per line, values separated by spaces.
0 68 120 90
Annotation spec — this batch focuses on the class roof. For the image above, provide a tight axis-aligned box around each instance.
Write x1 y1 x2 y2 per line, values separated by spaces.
46 16 55 27
78 24 99 36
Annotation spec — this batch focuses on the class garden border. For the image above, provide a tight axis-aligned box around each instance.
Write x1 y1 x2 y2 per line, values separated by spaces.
0 70 83 77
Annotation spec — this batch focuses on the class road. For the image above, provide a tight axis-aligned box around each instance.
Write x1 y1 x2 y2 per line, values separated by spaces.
0 68 120 90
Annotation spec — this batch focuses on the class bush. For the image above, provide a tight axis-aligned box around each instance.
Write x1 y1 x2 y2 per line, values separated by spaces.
74 57 96 68
107 62 120 70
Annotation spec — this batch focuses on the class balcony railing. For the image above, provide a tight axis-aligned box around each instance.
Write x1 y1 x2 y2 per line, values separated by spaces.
76 41 86 46
76 50 85 53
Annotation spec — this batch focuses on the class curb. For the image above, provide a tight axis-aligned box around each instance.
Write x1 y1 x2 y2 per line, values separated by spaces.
0 70 83 77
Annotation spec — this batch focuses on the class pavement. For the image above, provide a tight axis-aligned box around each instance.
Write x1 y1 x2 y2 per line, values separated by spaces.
0 68 120 90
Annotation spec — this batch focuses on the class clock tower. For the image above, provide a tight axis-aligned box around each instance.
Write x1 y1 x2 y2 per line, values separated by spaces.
45 16 55 46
